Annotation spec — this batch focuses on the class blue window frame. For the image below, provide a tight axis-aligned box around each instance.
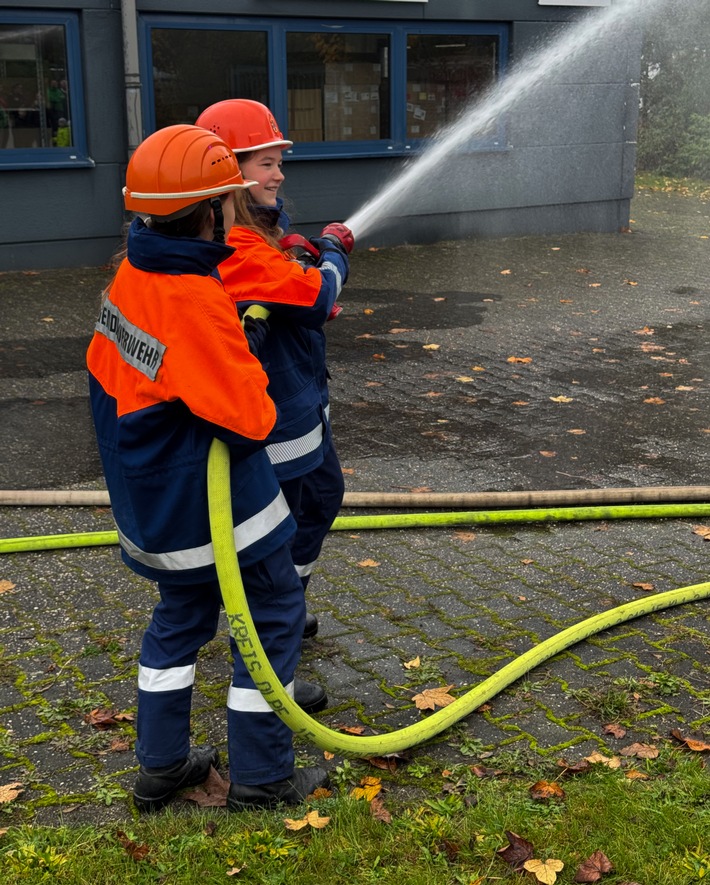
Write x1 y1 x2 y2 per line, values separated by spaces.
140 16 508 160
0 10 91 169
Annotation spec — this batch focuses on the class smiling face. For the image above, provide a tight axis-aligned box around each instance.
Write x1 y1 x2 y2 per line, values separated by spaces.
237 147 285 207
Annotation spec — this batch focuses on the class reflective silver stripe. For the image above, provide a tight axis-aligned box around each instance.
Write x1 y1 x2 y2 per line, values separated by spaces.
138 663 195 692
324 403 330 421
118 491 291 571
320 259 343 295
267 423 323 466
227 680 295 713
294 560 315 578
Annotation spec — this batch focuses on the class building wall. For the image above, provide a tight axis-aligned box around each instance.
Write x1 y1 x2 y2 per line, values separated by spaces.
0 1 641 270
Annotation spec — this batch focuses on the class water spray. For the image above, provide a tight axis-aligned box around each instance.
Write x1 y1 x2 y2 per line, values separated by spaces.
345 0 662 241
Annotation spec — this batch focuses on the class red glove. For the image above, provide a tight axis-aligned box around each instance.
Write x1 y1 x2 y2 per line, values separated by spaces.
320 222 355 254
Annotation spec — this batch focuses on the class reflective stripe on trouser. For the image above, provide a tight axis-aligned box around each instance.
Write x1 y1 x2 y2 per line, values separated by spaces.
227 545 305 784
136 578 222 768
135 543 304 780
282 439 345 590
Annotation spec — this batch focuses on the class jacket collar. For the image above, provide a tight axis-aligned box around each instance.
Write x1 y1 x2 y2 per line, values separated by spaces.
127 216 235 276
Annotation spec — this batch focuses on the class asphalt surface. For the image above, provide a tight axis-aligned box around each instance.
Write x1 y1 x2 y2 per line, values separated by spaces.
0 186 708 825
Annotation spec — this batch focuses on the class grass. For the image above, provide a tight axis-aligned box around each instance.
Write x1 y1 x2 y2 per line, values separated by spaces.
635 171 710 199
1 748 709 884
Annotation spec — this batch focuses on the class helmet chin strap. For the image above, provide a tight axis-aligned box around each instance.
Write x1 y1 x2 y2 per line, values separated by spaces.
210 196 225 243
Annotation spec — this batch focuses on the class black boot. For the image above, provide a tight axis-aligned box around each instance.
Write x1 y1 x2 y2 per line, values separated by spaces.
228 767 331 810
303 612 319 639
294 678 328 714
133 745 219 813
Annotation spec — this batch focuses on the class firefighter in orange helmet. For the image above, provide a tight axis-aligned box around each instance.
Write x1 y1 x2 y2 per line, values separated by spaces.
195 99 354 661
87 124 329 812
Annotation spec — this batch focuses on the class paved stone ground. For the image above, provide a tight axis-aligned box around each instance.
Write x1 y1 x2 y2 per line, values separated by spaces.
0 187 708 825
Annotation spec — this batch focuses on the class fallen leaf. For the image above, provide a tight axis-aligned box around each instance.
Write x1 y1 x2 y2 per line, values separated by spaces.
500 269 512 275
373 353 386 360
309 786 334 799
284 810 330 830
625 769 650 780
388 328 413 334
358 559 380 568
584 752 620 769
632 582 654 592
567 428 586 435
370 796 392 823
507 356 532 363
574 850 613 882
366 756 400 772
455 376 475 383
116 830 150 861
633 326 654 335
624 280 638 286
675 385 695 391
364 308 374 315
338 724 367 735
470 764 503 778
619 742 659 759
85 708 122 730
524 858 564 884
0 783 24 804
323 751 335 760
671 729 710 751
556 758 592 775
471 365 486 372
602 724 626 739
403 656 421 669
550 395 574 403
423 343 440 350
497 831 535 871
643 397 665 404
512 400 530 406
521 558 534 565
589 282 602 288
453 531 476 542
341 467 355 475
692 525 710 540
182 766 229 807
529 781 566 802
539 451 557 458
0 580 16 594
412 685 456 710
351 776 382 801
226 866 245 876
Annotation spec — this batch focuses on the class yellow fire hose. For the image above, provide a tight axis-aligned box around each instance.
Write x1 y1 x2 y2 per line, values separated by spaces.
1 438 708 756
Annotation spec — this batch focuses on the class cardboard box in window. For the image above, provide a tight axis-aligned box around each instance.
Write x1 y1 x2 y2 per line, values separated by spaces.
406 81 447 138
325 62 382 86
288 89 323 133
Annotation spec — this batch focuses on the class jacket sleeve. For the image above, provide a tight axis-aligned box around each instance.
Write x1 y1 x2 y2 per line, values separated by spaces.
221 227 344 328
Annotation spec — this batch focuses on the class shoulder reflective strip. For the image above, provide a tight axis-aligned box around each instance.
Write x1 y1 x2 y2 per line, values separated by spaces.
267 423 324 466
319 260 343 295
95 299 166 381
294 560 315 578
227 680 295 713
138 662 196 692
117 491 291 571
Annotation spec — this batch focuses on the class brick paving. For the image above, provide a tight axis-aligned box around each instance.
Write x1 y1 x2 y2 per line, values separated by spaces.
0 187 708 824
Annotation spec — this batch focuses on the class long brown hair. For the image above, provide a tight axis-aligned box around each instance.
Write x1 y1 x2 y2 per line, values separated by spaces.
232 150 286 252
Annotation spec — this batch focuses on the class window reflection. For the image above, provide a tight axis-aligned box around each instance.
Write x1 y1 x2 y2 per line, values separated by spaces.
0 24 71 149
406 34 499 139
151 29 268 128
286 32 390 143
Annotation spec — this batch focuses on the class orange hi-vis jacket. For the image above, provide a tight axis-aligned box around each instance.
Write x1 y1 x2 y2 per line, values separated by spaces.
220 208 348 480
86 218 295 584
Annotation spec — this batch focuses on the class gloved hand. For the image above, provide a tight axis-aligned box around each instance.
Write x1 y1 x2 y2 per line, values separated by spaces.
319 222 355 254
242 315 269 356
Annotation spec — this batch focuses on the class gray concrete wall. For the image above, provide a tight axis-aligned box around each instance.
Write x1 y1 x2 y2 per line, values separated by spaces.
0 1 641 270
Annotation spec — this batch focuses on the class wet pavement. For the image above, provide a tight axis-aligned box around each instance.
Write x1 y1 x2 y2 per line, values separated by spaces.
0 186 708 824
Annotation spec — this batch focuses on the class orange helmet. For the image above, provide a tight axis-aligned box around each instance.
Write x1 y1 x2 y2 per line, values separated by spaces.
123 124 255 218
196 100 293 153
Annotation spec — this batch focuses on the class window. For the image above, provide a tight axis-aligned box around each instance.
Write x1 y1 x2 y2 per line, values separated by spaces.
0 11 89 168
141 17 507 159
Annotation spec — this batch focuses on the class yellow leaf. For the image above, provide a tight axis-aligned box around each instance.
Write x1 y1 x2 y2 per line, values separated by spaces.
643 397 665 404
456 376 475 383
523 858 564 884
500 269 512 275
633 326 655 335
584 752 621 769
539 451 557 458
351 776 382 801
423 343 440 350
0 783 24 804
589 282 602 287
0 580 16 594
507 356 532 363
550 395 574 403
624 279 639 286
305 810 331 829
512 400 529 406
284 816 310 830
567 428 586 435
323 751 335 760
403 656 421 670
471 365 486 372
358 559 380 568
412 685 456 711
626 769 650 780
632 582 654 592
692 525 710 540
364 308 374 315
